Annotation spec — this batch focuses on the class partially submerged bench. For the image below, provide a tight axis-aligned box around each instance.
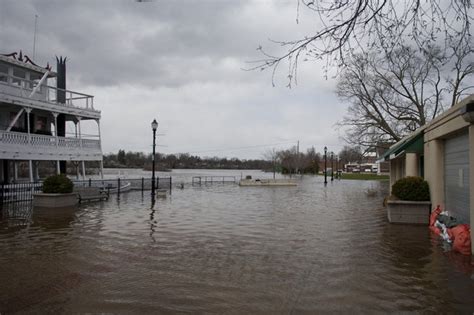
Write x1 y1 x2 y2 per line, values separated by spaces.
74 187 109 203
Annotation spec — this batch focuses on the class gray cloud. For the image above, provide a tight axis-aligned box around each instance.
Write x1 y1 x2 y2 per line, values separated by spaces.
0 0 347 159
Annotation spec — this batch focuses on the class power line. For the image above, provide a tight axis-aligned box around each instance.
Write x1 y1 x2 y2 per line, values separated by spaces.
165 141 297 155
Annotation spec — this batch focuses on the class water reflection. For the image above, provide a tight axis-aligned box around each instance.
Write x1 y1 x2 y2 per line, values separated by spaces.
0 170 472 313
32 205 77 230
149 199 157 242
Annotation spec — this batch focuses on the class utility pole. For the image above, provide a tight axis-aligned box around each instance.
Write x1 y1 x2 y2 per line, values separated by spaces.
324 146 328 185
296 140 299 175
331 152 334 181
33 15 38 61
151 119 158 200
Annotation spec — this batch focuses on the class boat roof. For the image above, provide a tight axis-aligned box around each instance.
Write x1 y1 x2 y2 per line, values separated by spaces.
0 52 57 78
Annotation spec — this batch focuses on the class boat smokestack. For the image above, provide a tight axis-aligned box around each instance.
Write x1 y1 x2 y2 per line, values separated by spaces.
56 56 67 174
56 56 66 105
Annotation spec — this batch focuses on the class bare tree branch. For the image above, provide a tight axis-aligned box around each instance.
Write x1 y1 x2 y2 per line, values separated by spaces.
248 0 472 86
337 41 473 149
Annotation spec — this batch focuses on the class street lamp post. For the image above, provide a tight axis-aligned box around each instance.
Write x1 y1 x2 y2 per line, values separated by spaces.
151 119 158 199
331 152 334 181
324 146 327 184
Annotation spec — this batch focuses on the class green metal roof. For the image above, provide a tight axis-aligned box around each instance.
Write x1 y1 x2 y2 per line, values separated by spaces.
377 130 424 162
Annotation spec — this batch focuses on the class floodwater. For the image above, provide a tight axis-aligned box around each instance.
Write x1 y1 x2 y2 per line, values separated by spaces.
1 169 473 313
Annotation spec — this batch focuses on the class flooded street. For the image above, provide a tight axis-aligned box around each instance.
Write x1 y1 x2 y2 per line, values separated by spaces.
1 170 473 313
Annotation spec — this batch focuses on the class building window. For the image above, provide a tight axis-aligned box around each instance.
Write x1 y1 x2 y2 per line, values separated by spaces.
0 63 8 83
30 72 42 90
10 112 25 131
35 116 47 131
12 67 26 88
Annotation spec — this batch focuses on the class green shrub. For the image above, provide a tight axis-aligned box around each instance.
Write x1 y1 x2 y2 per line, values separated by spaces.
42 174 73 194
392 176 430 201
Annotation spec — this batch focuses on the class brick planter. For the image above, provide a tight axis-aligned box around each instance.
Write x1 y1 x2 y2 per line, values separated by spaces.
33 193 78 208
386 199 431 225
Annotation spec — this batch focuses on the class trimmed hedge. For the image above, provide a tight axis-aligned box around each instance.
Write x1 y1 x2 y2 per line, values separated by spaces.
392 176 430 201
42 174 73 194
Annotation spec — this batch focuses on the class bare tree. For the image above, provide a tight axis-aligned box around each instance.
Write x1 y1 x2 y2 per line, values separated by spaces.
249 0 472 86
338 146 363 166
301 147 321 174
271 146 321 175
337 39 474 148
263 148 279 179
277 146 298 177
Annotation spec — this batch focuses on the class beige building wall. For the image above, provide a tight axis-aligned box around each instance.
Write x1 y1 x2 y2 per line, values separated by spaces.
405 153 419 177
423 139 445 209
388 95 474 256
424 97 473 255
389 157 405 193
470 125 474 255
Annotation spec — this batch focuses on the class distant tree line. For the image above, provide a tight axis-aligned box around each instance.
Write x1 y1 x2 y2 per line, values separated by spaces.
104 145 368 173
268 146 321 175
103 150 272 170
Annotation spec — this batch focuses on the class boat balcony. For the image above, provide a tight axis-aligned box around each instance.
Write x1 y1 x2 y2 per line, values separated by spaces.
0 129 102 161
0 73 100 119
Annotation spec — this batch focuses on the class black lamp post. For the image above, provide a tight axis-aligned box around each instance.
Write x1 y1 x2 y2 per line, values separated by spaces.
336 155 339 179
324 146 327 184
331 152 334 181
151 119 158 199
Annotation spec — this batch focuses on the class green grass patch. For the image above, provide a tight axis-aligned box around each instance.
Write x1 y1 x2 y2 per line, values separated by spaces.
340 173 389 180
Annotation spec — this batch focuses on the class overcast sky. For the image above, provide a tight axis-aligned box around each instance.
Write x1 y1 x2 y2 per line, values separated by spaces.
0 0 348 159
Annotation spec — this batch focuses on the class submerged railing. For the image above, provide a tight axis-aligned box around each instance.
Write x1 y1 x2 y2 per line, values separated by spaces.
72 177 172 193
0 182 43 206
192 176 236 185
0 177 173 206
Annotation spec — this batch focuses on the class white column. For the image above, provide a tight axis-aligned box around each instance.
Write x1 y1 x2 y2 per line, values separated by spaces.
25 108 34 182
424 139 445 209
97 119 104 179
34 161 39 181
389 160 396 193
77 117 86 179
26 108 32 140
77 117 82 143
28 160 34 182
53 112 61 175
74 162 79 179
82 161 86 180
72 119 79 176
13 161 18 182
405 153 419 177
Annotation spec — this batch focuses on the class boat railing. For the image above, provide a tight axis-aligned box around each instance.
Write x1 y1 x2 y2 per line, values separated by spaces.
72 177 173 192
0 130 100 150
0 73 96 111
